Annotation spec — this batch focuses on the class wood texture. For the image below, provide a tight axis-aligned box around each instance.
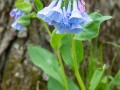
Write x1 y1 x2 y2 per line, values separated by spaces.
0 0 119 90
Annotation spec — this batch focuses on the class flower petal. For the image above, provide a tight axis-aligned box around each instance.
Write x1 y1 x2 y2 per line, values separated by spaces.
37 0 57 23
81 12 92 24
70 24 84 34
69 0 85 24
47 0 63 23
10 8 19 17
11 21 25 31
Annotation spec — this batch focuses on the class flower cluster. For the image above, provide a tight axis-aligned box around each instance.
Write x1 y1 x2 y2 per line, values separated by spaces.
37 0 92 34
10 8 25 31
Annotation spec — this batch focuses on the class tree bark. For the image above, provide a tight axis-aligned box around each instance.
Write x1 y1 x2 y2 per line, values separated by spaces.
0 0 120 90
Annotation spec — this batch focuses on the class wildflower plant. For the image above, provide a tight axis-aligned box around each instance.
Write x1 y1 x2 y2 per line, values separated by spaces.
9 0 115 90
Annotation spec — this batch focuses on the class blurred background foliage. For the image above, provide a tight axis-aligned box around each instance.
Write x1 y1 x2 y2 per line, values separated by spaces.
0 0 120 90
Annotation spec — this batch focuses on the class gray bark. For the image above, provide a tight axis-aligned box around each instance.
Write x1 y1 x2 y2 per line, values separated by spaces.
0 0 120 90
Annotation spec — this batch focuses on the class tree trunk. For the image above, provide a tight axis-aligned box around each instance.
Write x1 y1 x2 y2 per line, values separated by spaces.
0 0 120 90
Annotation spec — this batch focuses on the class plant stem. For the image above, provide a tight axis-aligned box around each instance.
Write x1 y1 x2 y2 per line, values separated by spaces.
57 50 69 90
71 34 86 90
41 20 68 90
42 21 52 38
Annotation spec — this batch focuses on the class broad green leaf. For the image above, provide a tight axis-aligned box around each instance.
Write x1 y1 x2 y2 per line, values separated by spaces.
74 12 112 41
28 45 63 85
96 76 108 90
48 77 79 90
15 0 22 5
89 65 106 90
15 1 32 13
60 34 83 69
34 0 43 11
17 12 36 26
48 77 64 90
50 30 65 50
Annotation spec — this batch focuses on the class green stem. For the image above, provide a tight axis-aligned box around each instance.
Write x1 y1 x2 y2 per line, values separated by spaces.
42 21 52 38
71 34 86 90
38 18 52 37
40 19 68 90
57 50 69 90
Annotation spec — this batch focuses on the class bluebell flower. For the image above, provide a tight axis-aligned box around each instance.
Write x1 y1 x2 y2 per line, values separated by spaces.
69 0 85 24
78 1 85 13
10 8 19 17
70 24 84 34
78 1 92 25
36 0 92 34
10 8 25 19
55 7 71 33
37 0 57 24
11 21 25 31
47 0 64 23
81 0 86 6
10 8 25 31
66 1 72 18
15 10 25 20
81 12 92 24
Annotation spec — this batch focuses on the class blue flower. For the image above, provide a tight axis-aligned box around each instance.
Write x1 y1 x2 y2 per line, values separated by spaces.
10 8 26 31
66 1 72 18
37 0 57 24
36 0 92 34
11 21 25 31
10 8 19 17
15 10 25 20
69 0 85 24
55 7 71 33
10 8 25 19
78 1 85 13
55 23 71 34
81 12 92 24
78 1 92 25
70 24 84 34
81 0 86 6
47 0 64 24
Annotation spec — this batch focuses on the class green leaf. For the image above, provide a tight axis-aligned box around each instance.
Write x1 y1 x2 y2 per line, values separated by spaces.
17 12 36 26
48 77 64 90
74 12 112 41
15 0 22 5
60 34 83 69
28 45 63 85
89 65 106 90
15 1 32 13
48 77 79 90
108 69 120 89
96 76 108 90
34 0 43 11
112 70 120 85
50 30 65 50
